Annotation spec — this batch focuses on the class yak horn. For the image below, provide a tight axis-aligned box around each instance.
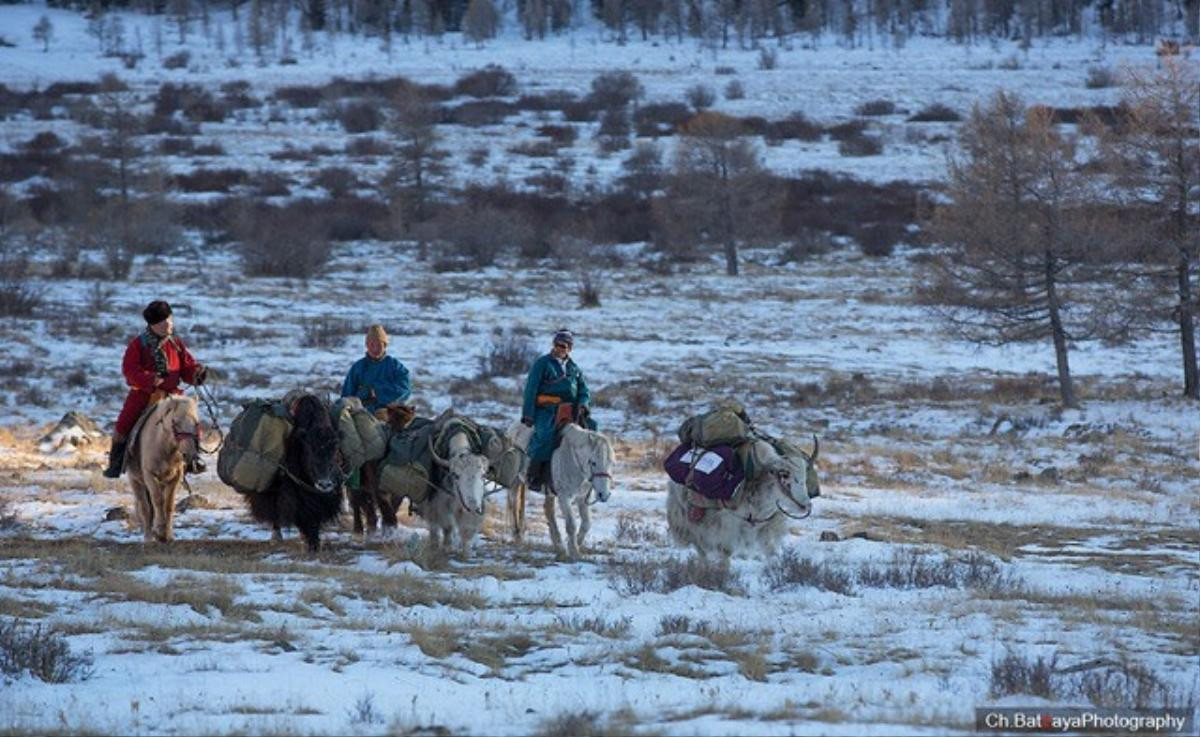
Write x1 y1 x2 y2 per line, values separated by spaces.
810 434 820 464
429 434 450 467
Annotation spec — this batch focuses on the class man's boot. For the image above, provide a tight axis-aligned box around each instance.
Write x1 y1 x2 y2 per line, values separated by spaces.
527 460 545 492
186 456 206 474
102 440 127 479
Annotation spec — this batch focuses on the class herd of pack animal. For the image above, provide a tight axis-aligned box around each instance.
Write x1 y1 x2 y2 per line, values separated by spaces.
106 304 821 559
119 393 820 559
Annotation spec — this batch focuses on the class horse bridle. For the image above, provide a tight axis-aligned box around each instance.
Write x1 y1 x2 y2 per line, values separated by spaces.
739 467 811 525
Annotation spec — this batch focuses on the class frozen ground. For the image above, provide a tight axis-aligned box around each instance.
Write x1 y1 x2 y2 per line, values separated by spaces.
0 4 1197 735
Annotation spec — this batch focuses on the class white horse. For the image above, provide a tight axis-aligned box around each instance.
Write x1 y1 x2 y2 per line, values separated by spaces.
545 423 616 561
666 437 816 558
421 430 491 557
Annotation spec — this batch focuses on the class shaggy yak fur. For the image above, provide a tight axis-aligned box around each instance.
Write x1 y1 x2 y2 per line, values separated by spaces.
126 396 203 543
245 394 344 552
544 423 616 561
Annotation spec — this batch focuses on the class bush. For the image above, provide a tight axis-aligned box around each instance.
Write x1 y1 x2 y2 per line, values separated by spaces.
301 317 352 349
310 166 359 198
236 204 333 279
336 101 381 133
0 256 42 317
714 65 737 75
252 171 292 197
724 79 745 100
578 274 601 308
173 168 248 193
597 107 631 139
274 84 324 108
762 549 854 594
856 99 896 116
685 84 716 110
856 222 904 256
764 113 822 142
634 102 691 137
158 136 194 155
514 90 577 111
477 335 538 378
991 651 1057 699
454 65 517 98
23 131 65 152
1085 65 1116 89
827 119 868 141
162 50 190 69
510 140 559 158
219 80 259 109
757 46 778 70
561 99 600 122
588 71 642 110
444 99 516 126
837 133 883 157
345 136 392 157
536 124 577 146
907 103 961 122
609 555 744 596
438 205 531 267
193 141 225 156
153 83 226 122
0 618 93 683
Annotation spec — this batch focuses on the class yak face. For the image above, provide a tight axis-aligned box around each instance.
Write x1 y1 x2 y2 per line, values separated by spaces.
290 395 344 497
748 440 813 521
433 432 489 516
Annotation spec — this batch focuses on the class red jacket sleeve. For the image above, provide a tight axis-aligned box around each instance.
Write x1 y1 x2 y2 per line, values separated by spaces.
177 337 201 385
122 337 156 392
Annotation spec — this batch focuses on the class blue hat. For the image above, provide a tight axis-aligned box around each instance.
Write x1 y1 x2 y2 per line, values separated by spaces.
553 329 574 346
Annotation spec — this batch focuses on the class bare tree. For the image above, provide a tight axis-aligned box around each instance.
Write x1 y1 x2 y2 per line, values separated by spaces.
388 98 449 261
659 112 777 276
463 0 500 43
926 91 1125 408
32 15 54 52
1092 59 1200 399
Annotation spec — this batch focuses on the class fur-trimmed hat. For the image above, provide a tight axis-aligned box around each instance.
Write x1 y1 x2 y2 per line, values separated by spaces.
366 324 389 345
143 300 172 325
553 328 574 347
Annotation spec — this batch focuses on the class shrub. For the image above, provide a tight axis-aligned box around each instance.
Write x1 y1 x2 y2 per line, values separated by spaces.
714 65 737 75
907 103 961 122
345 136 392 157
827 119 868 141
763 112 822 142
561 99 599 122
514 90 577 111
477 335 538 378
158 136 194 155
856 99 896 116
454 65 517 98
274 84 324 108
143 113 196 135
336 101 381 133
855 222 904 256
1085 65 1116 89
778 227 835 263
301 317 353 349
219 80 259 109
193 141 225 156
763 550 855 594
310 167 359 198
757 46 778 70
252 170 291 197
236 204 333 279
685 84 716 110
609 555 744 596
578 274 601 307
0 618 93 683
153 83 226 122
0 256 42 317
172 168 248 193
162 50 190 69
444 99 516 126
991 651 1056 699
438 205 531 267
536 124 577 146
588 70 642 110
510 140 559 158
23 131 65 152
837 133 883 157
724 79 745 100
634 102 691 137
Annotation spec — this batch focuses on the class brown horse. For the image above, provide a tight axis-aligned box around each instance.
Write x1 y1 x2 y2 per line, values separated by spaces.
125 395 203 543
352 405 414 536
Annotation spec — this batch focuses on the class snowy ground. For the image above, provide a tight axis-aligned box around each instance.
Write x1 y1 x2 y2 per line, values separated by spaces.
1 5 1198 735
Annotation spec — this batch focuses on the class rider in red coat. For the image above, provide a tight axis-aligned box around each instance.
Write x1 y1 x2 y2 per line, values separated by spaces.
103 300 208 478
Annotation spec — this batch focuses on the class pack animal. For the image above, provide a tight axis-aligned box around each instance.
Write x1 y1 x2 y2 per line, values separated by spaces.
666 437 816 558
244 394 344 552
125 396 203 543
418 429 491 556
544 423 615 561
351 405 414 537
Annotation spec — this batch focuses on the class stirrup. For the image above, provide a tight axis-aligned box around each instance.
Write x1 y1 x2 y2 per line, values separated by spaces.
186 457 206 475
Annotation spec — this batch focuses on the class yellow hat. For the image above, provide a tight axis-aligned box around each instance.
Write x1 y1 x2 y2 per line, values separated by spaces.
366 324 389 345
